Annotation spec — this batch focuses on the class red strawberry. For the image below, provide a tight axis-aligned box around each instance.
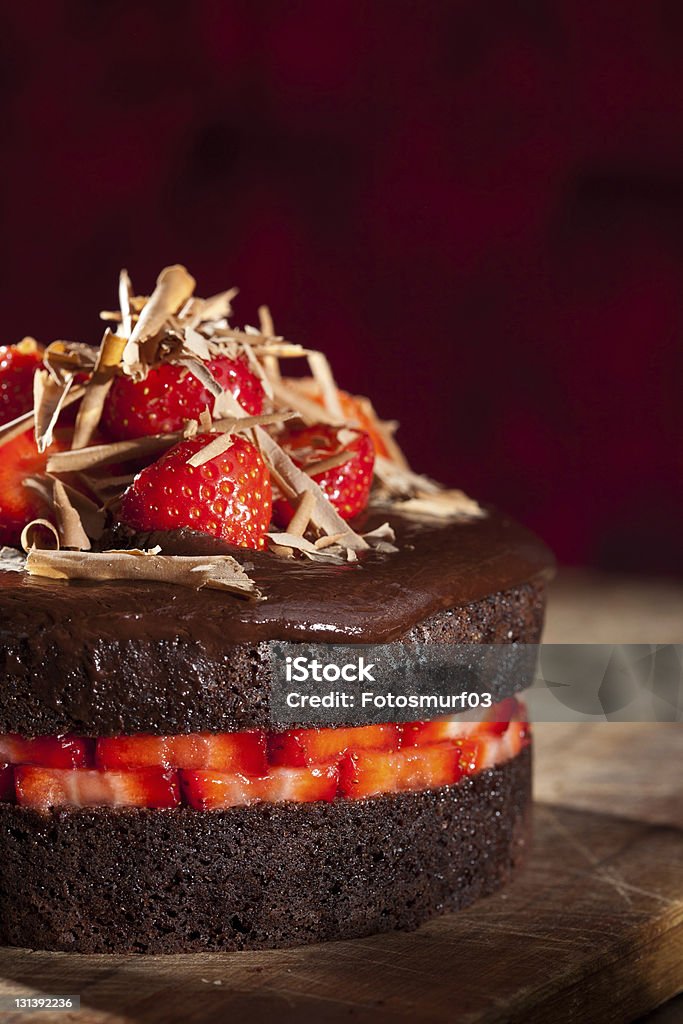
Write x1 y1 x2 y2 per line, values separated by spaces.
339 744 462 799
500 720 529 760
14 766 180 810
0 340 42 425
0 429 68 547
118 432 272 549
399 719 476 747
306 386 392 460
399 745 463 790
272 423 374 524
0 764 14 802
268 724 398 767
181 764 339 809
0 734 93 768
102 355 264 440
480 696 519 736
456 737 497 774
97 731 267 774
337 391 392 459
339 749 402 798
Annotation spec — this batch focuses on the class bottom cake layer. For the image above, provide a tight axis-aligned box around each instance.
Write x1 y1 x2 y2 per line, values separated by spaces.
0 745 531 953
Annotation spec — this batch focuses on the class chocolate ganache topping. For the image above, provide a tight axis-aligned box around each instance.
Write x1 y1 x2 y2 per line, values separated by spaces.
0 510 552 648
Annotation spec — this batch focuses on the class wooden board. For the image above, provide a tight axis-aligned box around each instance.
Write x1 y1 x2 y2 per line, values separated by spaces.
0 575 682 1023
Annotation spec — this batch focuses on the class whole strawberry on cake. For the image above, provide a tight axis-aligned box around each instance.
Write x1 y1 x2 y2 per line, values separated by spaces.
0 266 553 953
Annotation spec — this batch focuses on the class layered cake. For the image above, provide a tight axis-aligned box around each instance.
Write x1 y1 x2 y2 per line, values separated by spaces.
0 267 553 953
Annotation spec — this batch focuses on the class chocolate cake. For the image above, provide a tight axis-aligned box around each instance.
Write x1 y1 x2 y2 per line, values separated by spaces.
0 265 553 953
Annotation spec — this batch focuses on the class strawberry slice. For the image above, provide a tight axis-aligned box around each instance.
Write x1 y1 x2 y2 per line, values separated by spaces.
339 743 462 799
400 744 463 790
0 340 43 425
0 764 14 802
456 739 486 774
117 432 272 549
181 764 339 809
0 734 93 768
480 696 520 736
102 355 264 440
96 731 267 774
456 720 530 774
456 734 507 774
15 766 180 810
501 720 530 760
399 719 477 746
268 724 398 767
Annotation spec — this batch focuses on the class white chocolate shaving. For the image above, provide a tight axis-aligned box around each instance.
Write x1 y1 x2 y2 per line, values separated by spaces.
306 351 345 420
380 489 484 521
47 434 180 473
287 491 316 537
21 519 60 553
119 269 134 339
25 548 261 599
33 370 76 453
0 547 25 571
122 265 196 379
71 329 127 449
52 479 92 550
186 431 235 468
303 450 354 476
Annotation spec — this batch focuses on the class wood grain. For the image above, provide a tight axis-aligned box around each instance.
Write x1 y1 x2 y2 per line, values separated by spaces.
534 723 683 829
0 574 681 1023
543 570 683 644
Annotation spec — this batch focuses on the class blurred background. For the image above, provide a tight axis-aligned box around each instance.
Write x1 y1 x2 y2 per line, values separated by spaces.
0 2 681 574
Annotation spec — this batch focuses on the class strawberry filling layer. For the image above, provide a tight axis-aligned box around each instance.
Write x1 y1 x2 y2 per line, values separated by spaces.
0 698 529 811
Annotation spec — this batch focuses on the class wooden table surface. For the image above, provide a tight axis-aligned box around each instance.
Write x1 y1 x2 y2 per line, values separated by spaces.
0 572 681 1024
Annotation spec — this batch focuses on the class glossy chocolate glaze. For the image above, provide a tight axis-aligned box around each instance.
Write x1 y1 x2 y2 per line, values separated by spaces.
1 510 553 646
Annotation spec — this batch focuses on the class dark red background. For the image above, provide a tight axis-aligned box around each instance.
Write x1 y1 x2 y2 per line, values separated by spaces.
1 2 681 573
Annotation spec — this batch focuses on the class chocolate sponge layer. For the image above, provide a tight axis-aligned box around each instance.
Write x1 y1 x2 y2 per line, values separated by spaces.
0 746 531 954
0 581 545 735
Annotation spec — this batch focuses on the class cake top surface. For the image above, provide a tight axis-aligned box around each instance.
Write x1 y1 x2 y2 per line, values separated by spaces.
0 509 552 645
